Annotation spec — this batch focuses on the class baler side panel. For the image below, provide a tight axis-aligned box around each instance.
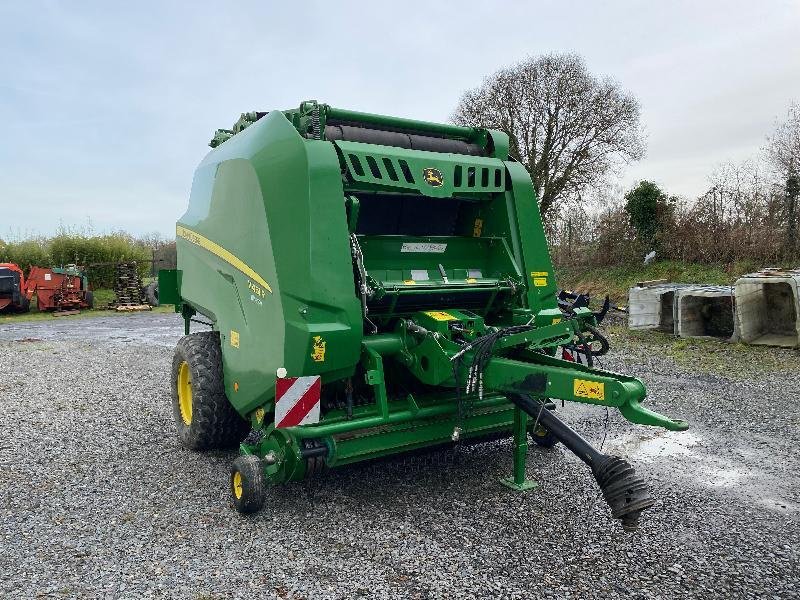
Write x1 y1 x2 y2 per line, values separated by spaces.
177 154 284 415
177 111 361 418
251 118 361 384
504 161 559 315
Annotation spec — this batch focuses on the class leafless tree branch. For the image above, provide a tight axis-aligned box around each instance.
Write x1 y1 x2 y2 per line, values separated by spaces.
452 53 645 221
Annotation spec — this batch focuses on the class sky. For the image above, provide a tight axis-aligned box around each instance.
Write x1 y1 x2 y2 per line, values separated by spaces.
1 1 799 238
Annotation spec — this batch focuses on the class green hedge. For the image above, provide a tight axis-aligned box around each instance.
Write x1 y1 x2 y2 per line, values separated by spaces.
0 234 151 288
0 239 50 272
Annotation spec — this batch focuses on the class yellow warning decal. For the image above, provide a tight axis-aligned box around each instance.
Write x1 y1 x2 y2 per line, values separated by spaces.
177 225 272 293
254 407 265 424
531 271 549 287
230 330 240 348
473 218 483 237
311 335 326 362
466 278 478 284
552 317 561 324
403 280 417 285
574 378 605 401
424 311 458 321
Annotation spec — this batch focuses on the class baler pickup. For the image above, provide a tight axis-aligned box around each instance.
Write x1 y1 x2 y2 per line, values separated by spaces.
162 100 687 530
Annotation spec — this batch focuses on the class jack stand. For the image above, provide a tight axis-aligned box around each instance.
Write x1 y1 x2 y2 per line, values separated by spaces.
500 406 538 491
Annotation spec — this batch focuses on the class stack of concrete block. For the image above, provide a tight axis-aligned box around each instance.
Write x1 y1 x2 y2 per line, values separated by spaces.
628 281 737 341
627 268 800 347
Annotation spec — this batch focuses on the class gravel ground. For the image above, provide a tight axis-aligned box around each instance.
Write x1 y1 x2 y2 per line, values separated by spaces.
1 312 799 599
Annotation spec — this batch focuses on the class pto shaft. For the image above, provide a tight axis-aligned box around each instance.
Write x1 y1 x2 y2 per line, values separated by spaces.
507 394 655 532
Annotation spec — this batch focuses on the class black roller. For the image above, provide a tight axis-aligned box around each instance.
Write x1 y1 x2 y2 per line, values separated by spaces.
325 123 484 156
508 394 654 532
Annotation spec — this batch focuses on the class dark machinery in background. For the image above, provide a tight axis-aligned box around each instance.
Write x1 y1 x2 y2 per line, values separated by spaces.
0 263 30 313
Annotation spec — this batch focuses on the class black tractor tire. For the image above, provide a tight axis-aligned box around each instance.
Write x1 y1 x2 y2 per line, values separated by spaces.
170 331 250 450
16 297 31 314
144 282 159 306
230 455 266 514
84 291 94 309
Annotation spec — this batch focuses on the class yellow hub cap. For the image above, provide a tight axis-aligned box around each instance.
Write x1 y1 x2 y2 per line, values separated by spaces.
177 361 193 425
232 471 243 500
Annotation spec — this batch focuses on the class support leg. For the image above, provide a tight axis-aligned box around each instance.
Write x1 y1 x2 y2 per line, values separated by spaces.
181 304 193 335
500 406 538 491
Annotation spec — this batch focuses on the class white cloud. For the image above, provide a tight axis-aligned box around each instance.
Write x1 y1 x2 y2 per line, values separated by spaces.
1 0 799 236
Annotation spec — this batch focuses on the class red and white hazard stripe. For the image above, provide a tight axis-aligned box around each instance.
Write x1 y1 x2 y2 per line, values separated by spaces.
275 375 321 428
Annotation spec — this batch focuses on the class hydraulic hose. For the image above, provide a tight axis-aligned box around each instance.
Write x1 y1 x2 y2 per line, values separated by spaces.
507 394 654 532
585 325 610 356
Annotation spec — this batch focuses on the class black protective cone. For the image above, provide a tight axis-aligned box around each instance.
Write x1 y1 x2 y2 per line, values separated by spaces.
591 455 654 532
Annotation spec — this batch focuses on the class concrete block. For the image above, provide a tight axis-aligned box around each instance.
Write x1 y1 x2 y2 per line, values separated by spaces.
676 286 737 342
628 283 690 333
735 269 800 348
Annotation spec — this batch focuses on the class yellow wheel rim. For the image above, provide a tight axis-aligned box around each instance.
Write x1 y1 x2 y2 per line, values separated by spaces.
177 361 193 425
232 471 243 500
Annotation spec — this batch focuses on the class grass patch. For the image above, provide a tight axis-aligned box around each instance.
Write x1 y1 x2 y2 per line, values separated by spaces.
606 323 800 377
556 260 760 305
0 288 172 324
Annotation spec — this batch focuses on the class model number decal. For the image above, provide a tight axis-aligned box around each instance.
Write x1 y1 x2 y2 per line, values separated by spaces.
248 279 267 299
176 225 273 293
401 242 447 253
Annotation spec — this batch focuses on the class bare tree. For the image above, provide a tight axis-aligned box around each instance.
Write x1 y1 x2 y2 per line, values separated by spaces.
767 101 800 175
766 102 800 252
452 53 645 221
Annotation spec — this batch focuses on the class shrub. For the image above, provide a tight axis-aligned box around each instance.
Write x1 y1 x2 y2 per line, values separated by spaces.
0 238 50 272
0 233 151 288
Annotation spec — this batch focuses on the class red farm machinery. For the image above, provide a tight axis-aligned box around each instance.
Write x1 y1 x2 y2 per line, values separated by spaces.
0 263 93 314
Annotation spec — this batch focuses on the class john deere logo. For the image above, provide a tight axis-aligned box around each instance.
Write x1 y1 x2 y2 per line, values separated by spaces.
423 168 444 187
